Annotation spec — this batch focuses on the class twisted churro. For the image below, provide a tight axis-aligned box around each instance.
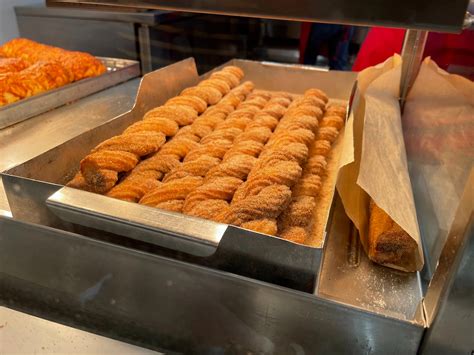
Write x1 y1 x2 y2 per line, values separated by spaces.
183 176 243 212
317 126 339 143
181 86 222 105
233 127 273 144
292 175 322 198
277 115 319 133
105 172 163 202
304 155 327 176
106 155 180 202
124 118 179 136
166 96 207 114
185 199 231 219
321 115 345 130
143 105 197 125
234 161 302 202
163 156 221 183
265 129 315 149
311 139 332 157
183 139 234 162
140 176 204 207
204 155 257 182
222 140 264 161
279 196 316 230
154 200 185 213
241 219 278 236
280 226 307 244
219 184 293 225
159 138 200 159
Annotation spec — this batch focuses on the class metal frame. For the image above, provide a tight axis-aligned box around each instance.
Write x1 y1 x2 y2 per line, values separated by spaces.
45 0 470 33
399 30 428 110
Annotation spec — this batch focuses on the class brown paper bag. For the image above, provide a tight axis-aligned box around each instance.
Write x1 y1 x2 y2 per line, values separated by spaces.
337 55 424 272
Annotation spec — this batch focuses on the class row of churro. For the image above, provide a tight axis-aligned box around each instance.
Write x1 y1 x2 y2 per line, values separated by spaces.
138 87 271 210
107 79 254 203
181 91 295 221
278 105 346 243
67 65 245 194
214 89 329 235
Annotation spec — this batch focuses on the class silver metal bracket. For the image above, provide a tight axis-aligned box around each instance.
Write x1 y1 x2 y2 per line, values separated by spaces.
399 29 428 111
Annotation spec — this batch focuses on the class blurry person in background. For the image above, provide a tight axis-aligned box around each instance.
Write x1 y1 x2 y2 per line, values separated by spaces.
300 23 355 70
353 26 474 79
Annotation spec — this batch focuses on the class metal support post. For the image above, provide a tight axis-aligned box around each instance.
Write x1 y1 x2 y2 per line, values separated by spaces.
137 24 153 74
399 29 428 111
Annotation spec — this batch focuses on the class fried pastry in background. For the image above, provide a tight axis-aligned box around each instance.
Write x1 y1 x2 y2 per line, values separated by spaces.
0 38 106 81
0 61 71 106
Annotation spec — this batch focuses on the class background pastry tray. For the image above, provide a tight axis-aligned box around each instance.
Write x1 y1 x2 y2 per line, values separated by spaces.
2 58 356 292
0 57 140 129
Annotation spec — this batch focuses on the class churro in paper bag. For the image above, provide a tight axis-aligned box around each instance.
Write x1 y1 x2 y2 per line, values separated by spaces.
337 55 424 272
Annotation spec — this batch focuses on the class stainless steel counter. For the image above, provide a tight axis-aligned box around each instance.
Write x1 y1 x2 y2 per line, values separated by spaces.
0 78 140 213
0 307 159 354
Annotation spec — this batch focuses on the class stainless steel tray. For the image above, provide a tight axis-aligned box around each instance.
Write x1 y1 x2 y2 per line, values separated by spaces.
2 58 356 291
0 57 140 129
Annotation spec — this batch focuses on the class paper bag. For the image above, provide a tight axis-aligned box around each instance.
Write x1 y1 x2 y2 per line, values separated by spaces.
337 55 424 272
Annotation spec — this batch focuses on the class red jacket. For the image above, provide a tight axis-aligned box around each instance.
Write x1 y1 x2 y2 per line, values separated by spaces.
352 27 474 79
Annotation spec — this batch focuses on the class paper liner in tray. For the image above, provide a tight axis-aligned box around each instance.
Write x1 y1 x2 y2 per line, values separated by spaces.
336 55 424 272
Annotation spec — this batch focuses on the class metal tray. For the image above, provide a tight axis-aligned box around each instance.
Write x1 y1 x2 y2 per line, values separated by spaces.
2 58 356 291
0 57 140 129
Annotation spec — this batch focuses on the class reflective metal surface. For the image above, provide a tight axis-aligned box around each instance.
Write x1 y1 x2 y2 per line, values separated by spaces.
420 171 473 354
318 195 424 323
400 30 428 111
45 0 470 33
0 216 424 354
48 187 227 257
16 4 167 25
0 57 140 129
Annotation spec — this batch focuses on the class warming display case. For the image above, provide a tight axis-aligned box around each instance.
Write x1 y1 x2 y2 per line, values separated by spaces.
1 1 472 354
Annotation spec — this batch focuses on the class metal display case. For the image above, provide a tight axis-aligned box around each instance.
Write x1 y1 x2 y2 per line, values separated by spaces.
45 0 470 33
1 0 473 353
1 58 472 354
